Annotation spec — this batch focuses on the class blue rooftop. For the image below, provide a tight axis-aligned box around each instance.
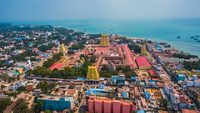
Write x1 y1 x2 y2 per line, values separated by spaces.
121 92 128 98
144 91 150 99
86 88 107 96
137 110 145 113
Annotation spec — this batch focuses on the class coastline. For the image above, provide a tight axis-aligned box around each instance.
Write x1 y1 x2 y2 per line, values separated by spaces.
1 21 200 57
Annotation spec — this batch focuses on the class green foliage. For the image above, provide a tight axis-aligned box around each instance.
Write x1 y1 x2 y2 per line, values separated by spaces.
32 66 52 77
44 110 52 113
5 91 19 97
100 70 116 78
32 60 91 78
162 99 168 109
69 43 85 50
11 50 38 62
128 43 141 53
17 86 26 92
116 66 136 78
173 52 198 59
0 60 12 68
0 98 11 113
38 43 56 52
184 60 200 70
0 74 15 83
43 52 62 68
100 65 136 78
43 59 56 68
36 81 56 94
32 100 44 113
13 101 30 113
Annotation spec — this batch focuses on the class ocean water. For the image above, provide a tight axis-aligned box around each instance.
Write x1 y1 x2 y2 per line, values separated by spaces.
10 19 200 56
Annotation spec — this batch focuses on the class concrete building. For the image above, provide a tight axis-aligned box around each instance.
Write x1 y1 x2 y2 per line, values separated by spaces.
164 83 196 110
111 75 125 86
37 96 73 111
186 87 200 109
26 83 34 91
86 88 109 97
88 97 136 113
176 74 186 82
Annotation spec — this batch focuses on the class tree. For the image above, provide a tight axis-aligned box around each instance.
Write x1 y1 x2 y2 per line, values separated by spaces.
116 66 136 78
128 43 141 53
36 81 56 94
32 99 44 113
44 110 52 113
0 74 14 83
69 44 85 50
13 101 30 113
100 65 117 77
163 99 168 109
183 60 200 70
38 44 53 52
173 52 198 59
32 66 51 77
43 52 63 68
0 98 11 113
17 86 26 92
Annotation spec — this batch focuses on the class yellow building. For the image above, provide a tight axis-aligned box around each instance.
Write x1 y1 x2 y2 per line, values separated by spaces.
87 66 99 80
100 35 109 46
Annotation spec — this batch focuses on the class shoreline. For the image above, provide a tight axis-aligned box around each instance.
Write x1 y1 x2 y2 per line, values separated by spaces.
1 22 200 57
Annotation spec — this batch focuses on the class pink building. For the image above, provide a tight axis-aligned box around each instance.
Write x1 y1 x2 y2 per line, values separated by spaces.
122 102 131 113
132 102 137 111
104 100 112 113
95 99 103 113
112 100 121 113
88 98 137 113
88 99 94 113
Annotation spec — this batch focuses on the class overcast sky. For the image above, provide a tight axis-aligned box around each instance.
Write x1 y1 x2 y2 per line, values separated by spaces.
0 0 200 21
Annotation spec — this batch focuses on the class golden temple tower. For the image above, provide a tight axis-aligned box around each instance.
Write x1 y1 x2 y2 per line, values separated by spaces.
86 66 99 80
141 45 147 55
60 43 68 56
100 35 109 46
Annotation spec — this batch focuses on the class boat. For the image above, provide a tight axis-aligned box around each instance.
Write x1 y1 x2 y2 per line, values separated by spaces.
196 40 200 43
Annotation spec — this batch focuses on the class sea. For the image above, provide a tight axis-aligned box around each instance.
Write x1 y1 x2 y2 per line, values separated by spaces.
8 19 200 56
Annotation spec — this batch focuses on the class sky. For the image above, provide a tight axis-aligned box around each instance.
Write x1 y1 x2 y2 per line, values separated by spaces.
0 0 200 21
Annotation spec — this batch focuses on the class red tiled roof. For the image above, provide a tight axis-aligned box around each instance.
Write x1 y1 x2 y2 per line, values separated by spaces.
124 45 136 68
136 56 151 67
49 62 63 70
182 109 200 113
179 96 187 103
148 70 156 76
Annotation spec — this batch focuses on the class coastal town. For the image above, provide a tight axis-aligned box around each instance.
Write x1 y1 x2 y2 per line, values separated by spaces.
0 23 200 113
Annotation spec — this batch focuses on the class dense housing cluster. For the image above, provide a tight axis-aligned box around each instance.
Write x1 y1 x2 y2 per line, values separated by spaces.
0 24 199 113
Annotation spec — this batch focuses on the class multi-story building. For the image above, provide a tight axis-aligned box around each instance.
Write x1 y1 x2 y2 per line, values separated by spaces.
88 97 136 113
37 96 74 111
164 83 196 110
